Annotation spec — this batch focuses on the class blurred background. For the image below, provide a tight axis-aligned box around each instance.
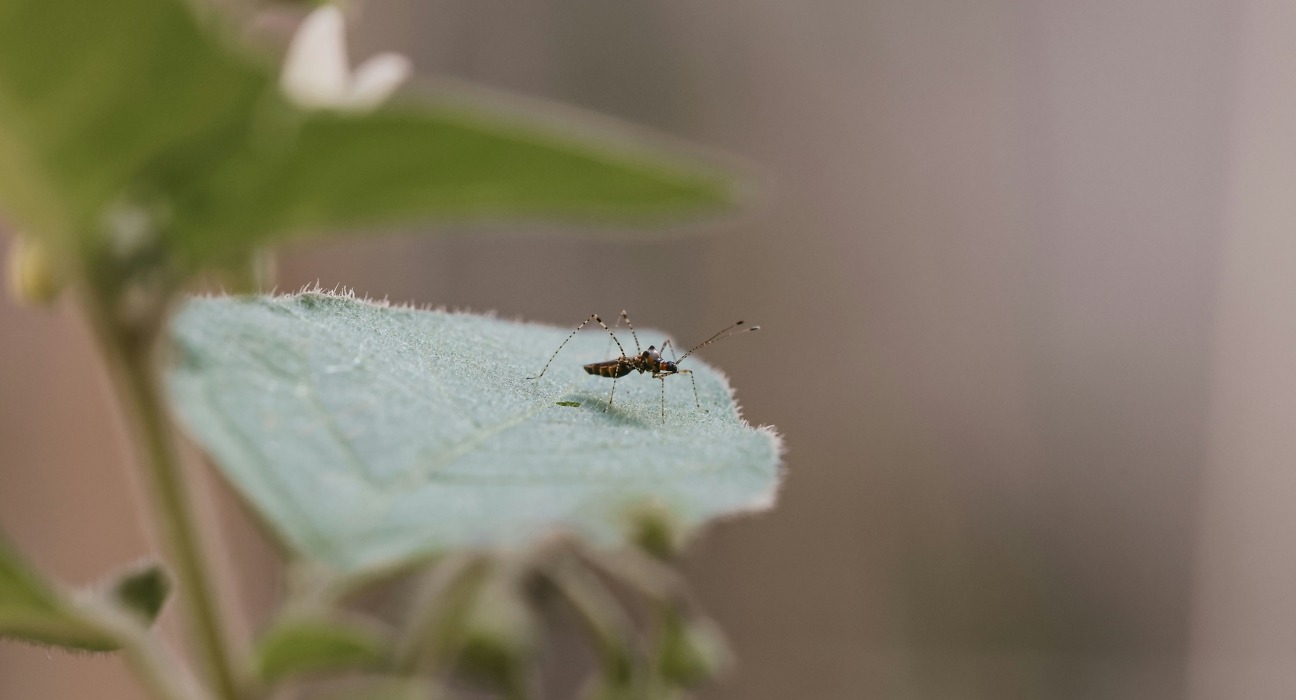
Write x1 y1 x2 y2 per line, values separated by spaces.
4 0 1296 697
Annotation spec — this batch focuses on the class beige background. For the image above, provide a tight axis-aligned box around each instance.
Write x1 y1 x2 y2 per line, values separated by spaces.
3 0 1294 698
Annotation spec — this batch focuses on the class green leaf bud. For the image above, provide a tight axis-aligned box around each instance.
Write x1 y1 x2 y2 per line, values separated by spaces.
656 607 730 688
6 235 66 305
626 500 686 560
103 561 171 624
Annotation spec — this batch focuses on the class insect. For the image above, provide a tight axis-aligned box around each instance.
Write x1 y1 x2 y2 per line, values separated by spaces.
529 310 759 420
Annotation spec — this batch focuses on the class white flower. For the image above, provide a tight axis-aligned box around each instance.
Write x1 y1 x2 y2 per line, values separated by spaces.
280 5 411 111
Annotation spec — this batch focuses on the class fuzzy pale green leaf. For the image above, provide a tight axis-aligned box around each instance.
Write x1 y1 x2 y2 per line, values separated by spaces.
167 292 780 574
0 535 116 651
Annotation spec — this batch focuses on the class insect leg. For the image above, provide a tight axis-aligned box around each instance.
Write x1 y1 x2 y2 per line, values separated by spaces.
661 340 704 412
619 310 643 354
660 376 667 421
601 309 634 360
530 313 627 379
605 373 618 412
597 315 630 360
678 370 701 412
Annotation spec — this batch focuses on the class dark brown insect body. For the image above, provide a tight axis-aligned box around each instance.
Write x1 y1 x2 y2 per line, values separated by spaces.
584 343 672 378
586 360 635 378
529 311 758 420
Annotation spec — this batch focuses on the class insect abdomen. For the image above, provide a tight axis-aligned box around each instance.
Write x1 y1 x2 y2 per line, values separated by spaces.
585 361 632 378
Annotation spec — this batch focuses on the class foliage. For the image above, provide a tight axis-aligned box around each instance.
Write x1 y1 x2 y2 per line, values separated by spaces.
0 0 737 271
0 0 778 697
0 536 117 651
168 292 780 574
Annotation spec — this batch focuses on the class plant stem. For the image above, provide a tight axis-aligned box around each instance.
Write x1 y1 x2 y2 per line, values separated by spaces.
82 598 211 700
84 293 243 700
393 553 489 674
542 556 637 686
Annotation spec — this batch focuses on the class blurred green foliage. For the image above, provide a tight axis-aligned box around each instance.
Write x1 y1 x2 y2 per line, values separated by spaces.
0 536 134 651
0 0 739 275
0 0 771 696
253 612 390 683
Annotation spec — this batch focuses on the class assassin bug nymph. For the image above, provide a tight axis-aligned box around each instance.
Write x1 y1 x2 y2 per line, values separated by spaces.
528 310 760 420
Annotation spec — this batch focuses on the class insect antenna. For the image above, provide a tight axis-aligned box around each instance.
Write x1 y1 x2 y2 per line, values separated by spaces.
678 320 760 362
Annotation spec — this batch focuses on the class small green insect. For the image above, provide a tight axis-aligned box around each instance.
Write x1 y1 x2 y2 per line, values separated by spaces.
555 401 582 408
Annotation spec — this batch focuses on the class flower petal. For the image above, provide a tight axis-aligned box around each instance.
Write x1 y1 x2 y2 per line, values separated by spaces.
348 53 412 109
281 6 351 108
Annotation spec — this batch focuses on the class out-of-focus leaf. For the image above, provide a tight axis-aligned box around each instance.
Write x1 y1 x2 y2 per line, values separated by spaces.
5 235 67 305
103 562 171 625
0 0 741 269
167 292 781 574
0 0 741 260
309 677 442 700
167 103 742 266
655 608 729 687
254 613 389 684
0 535 116 651
0 0 266 241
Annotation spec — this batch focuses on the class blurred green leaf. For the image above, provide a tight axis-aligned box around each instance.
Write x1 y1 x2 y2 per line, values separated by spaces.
655 608 729 688
309 677 442 700
103 562 171 625
0 0 741 270
167 292 781 574
6 235 68 305
0 535 116 651
254 613 389 684
167 104 742 266
0 0 266 241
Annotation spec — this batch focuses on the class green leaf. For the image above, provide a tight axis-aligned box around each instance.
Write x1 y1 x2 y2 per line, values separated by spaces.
167 292 781 574
309 677 442 700
167 103 743 266
0 0 740 267
0 0 266 240
254 613 389 684
0 535 116 651
103 562 171 625
655 608 729 688
0 1 740 288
